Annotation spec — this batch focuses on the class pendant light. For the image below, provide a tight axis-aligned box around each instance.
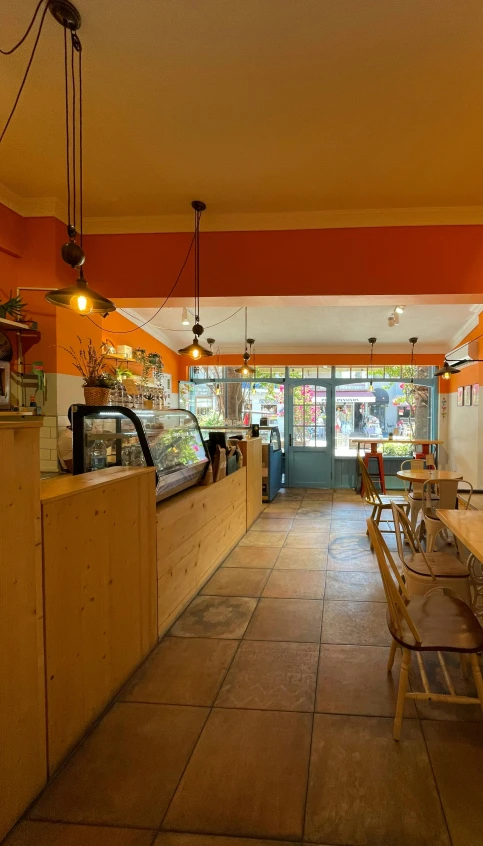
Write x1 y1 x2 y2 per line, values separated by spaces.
178 201 213 359
44 2 115 315
408 337 418 383
234 309 255 376
435 360 461 380
368 337 376 390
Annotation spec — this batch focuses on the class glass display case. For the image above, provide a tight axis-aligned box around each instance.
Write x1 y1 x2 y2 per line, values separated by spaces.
259 426 283 501
71 405 209 502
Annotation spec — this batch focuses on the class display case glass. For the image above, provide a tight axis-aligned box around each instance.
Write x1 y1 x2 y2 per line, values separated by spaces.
259 426 282 450
71 405 209 501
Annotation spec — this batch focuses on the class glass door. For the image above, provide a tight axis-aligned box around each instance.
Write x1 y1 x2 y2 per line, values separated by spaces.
286 381 332 488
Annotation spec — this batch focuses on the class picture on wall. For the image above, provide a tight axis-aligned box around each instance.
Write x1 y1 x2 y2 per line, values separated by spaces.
464 385 472 406
457 386 464 406
473 384 479 406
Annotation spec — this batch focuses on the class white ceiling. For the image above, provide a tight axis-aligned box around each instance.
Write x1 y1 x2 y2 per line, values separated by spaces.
119 301 479 355
1 1 483 224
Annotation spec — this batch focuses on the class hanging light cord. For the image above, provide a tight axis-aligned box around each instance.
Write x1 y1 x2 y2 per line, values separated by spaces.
0 0 50 144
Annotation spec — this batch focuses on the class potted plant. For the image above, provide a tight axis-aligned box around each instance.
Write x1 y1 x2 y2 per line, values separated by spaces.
61 336 115 405
143 391 155 410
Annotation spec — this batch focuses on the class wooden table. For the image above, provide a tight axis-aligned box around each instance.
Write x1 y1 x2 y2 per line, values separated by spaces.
350 438 444 491
397 469 462 483
436 509 483 620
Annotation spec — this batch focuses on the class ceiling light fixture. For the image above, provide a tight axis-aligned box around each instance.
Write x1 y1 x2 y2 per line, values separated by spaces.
368 337 376 390
435 360 461 380
44 1 115 315
178 201 213 359
181 307 190 325
395 305 405 314
388 314 395 327
409 336 418 384
234 309 255 377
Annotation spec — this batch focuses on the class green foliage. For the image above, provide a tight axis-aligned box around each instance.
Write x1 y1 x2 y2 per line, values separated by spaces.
198 409 224 426
382 442 413 456
0 292 27 321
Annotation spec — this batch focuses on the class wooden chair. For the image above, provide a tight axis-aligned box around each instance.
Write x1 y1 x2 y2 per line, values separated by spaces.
358 455 409 538
391 502 472 606
421 479 473 552
400 458 439 530
367 517 483 740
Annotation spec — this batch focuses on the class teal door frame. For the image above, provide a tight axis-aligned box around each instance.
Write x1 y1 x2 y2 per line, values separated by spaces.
286 380 333 488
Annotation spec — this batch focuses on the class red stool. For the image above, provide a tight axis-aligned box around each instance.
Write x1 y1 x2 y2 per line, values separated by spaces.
362 449 386 494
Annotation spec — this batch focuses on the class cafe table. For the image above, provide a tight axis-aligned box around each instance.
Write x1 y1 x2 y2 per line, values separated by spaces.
396 469 463 529
436 508 483 621
350 437 444 491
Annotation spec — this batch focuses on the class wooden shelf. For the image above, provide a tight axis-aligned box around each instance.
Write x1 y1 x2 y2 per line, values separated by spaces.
0 316 38 332
104 354 136 363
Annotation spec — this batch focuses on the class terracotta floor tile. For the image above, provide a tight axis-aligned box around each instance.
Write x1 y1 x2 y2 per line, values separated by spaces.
262 569 325 600
221 547 280 569
283 531 330 549
316 644 416 717
215 641 319 711
156 835 299 846
328 532 377 570
264 502 300 513
201 568 270 597
244 598 323 642
321 600 390 646
291 517 331 532
238 531 287 547
297 507 332 518
120 637 238 706
30 702 208 829
3 822 154 846
275 548 327 570
170 596 257 639
162 708 311 840
305 714 450 846
423 721 483 846
301 491 333 501
324 570 385 601
251 518 294 532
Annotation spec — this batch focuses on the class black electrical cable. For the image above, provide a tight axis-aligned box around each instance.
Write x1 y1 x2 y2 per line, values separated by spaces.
0 0 50 144
0 0 46 54
63 25 71 227
70 31 76 231
118 304 245 333
78 34 83 246
87 232 197 334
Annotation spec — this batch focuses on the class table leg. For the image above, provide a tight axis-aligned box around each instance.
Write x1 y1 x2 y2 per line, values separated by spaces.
467 553 483 622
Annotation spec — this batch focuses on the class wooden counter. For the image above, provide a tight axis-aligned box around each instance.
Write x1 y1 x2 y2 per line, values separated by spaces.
0 419 46 841
157 469 247 636
40 466 157 773
239 437 263 528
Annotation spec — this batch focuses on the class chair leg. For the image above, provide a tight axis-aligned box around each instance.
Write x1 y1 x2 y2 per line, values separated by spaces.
469 653 483 713
394 648 411 741
387 639 398 672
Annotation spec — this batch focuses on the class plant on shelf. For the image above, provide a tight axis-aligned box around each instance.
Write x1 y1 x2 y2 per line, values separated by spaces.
133 347 164 389
30 361 45 395
61 336 115 405
0 291 28 322
115 364 133 381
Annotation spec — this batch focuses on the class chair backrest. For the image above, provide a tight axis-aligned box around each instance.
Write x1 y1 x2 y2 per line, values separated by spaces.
457 480 474 510
425 453 436 469
367 518 422 643
390 502 437 580
358 455 381 505
422 478 458 513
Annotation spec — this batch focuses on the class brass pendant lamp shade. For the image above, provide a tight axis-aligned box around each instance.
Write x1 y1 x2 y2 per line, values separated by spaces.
45 268 116 315
234 309 255 375
179 201 213 359
435 360 461 380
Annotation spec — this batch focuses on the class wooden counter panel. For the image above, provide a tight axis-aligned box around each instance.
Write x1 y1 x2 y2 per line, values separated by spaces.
42 469 157 773
157 471 247 636
0 423 46 841
239 438 263 528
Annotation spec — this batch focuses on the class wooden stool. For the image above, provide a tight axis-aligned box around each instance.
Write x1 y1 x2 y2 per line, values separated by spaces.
363 450 386 494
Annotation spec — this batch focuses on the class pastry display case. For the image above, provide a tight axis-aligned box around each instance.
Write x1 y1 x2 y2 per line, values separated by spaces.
259 426 283 501
71 405 209 501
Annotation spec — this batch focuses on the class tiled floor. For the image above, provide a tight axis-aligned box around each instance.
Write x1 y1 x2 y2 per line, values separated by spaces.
6 488 483 846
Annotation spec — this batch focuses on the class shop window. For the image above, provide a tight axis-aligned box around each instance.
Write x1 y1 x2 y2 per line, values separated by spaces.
334 382 431 456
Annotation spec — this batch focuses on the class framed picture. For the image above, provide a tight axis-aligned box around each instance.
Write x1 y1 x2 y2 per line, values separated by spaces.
457 386 464 406
464 385 472 406
473 383 479 406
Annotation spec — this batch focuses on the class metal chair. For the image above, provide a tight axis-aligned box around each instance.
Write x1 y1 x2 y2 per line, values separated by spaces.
421 479 473 552
358 456 408 540
367 517 483 740
400 458 437 530
391 502 472 606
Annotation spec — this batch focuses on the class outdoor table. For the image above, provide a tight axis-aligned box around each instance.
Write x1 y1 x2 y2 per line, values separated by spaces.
436 509 483 621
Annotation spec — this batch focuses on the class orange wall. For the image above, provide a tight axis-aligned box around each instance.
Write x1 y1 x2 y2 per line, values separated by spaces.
84 225 483 300
100 311 182 383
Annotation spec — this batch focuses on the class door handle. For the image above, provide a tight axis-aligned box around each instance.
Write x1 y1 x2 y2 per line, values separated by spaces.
289 434 292 446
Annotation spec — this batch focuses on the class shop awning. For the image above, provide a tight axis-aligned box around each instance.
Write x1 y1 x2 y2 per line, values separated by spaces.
374 388 389 404
336 391 375 403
